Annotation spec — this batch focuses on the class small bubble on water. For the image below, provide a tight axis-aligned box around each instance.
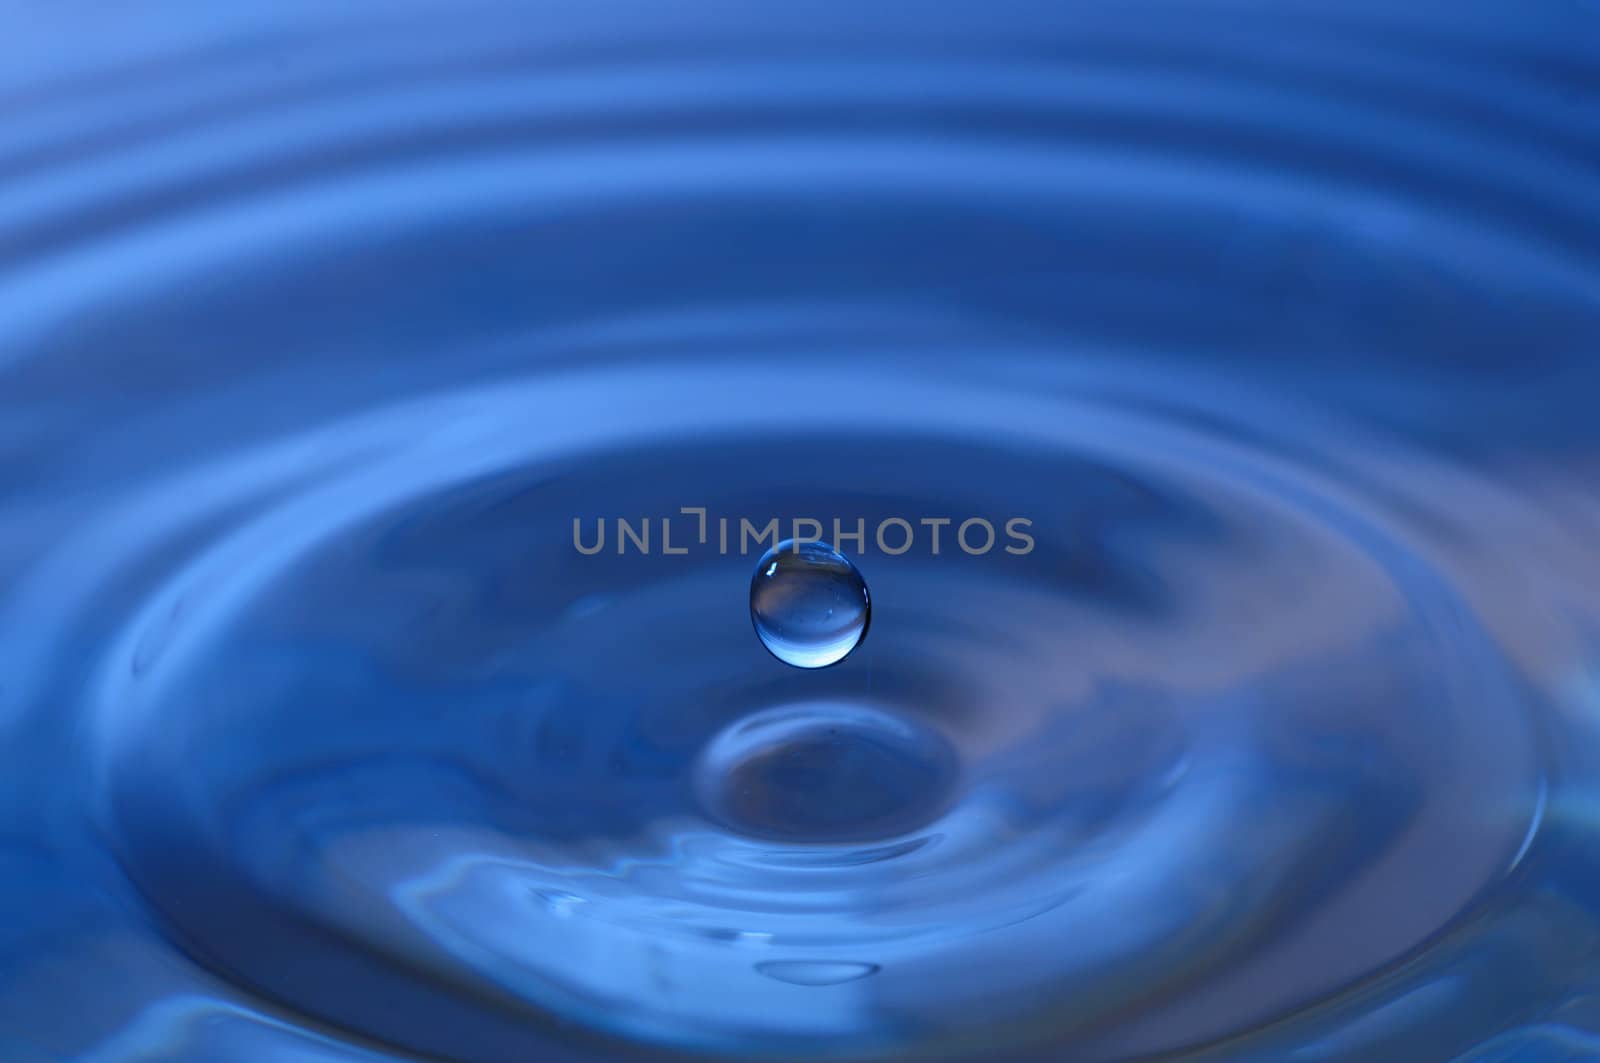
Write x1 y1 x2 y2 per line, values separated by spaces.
749 539 870 668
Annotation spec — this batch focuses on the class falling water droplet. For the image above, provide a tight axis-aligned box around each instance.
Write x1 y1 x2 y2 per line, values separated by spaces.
749 539 870 668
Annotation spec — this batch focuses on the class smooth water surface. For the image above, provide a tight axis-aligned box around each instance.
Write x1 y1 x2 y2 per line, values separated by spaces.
1 2 1599 1061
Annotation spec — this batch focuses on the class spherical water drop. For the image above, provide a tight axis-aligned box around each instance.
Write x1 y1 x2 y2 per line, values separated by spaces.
749 539 870 668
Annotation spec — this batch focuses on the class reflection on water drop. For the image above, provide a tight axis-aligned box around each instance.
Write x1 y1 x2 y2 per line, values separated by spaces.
755 960 882 986
750 539 870 668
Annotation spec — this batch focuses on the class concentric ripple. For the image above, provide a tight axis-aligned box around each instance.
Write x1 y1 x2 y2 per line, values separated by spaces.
1 3 1599 1062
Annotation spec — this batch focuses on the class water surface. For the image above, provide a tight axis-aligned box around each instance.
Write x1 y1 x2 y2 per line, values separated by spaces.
2 3 1599 1061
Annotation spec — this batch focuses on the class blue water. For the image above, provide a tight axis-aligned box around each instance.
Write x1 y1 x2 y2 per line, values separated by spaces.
2 2 1599 1061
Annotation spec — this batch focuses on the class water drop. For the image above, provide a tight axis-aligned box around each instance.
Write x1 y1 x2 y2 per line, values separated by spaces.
749 540 870 668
